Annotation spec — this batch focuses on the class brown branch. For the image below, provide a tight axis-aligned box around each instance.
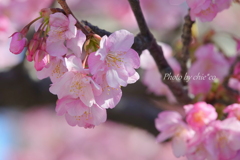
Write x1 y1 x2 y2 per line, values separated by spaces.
57 0 90 36
180 10 195 86
82 20 151 55
128 0 191 104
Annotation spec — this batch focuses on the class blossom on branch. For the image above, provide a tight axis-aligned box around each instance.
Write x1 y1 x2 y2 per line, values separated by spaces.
88 29 140 88
169 0 232 22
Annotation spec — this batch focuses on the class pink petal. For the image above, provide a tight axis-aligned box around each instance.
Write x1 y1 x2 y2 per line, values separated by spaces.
127 71 139 84
108 29 134 52
49 12 68 27
65 14 77 39
65 113 77 126
87 104 107 125
169 0 186 5
65 99 87 116
49 71 73 99
106 69 127 88
66 30 86 57
46 41 67 57
172 137 187 157
88 52 105 75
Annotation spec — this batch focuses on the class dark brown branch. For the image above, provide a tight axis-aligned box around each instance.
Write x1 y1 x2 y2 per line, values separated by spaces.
128 0 191 104
180 10 195 86
57 0 90 36
82 20 151 55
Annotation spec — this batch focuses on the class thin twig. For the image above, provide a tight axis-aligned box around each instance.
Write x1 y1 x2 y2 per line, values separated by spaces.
128 0 192 104
180 10 195 86
56 0 90 36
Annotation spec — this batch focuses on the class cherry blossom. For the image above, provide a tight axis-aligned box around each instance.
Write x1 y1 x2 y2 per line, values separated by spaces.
140 42 180 103
88 29 140 88
56 96 107 128
49 56 98 107
36 57 67 83
184 102 217 131
169 0 232 22
188 44 230 95
155 111 194 157
46 12 77 57
224 103 240 120
204 118 240 160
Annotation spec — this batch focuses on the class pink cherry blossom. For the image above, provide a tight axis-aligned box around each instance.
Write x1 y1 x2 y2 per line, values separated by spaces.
204 118 240 160
141 0 186 31
140 42 180 103
186 131 214 160
188 44 230 95
93 72 122 109
56 96 106 128
9 32 28 54
184 102 217 131
169 0 232 22
224 103 240 120
66 30 86 58
191 0 232 22
37 57 67 83
155 111 194 157
46 12 77 57
88 29 140 88
49 56 99 107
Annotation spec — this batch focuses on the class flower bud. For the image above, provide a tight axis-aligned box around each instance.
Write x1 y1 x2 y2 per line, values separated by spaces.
9 32 28 54
84 34 101 53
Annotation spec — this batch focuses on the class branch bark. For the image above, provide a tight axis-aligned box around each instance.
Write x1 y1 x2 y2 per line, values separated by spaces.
180 10 195 86
57 0 90 36
128 0 192 104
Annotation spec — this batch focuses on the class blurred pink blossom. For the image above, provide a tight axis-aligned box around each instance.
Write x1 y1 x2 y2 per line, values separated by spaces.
224 103 240 120
5 107 186 160
188 44 230 95
140 42 180 103
155 111 194 157
169 0 232 22
204 118 240 160
184 102 217 131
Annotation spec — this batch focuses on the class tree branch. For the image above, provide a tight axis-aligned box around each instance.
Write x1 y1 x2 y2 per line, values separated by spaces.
82 20 151 54
128 0 192 104
57 0 90 36
180 10 195 86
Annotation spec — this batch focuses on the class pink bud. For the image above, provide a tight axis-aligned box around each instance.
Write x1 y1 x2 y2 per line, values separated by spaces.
27 39 39 62
9 32 28 54
34 50 50 71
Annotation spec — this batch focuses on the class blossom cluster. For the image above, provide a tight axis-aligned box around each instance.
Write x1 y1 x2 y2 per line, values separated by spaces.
170 0 232 22
155 102 240 160
9 9 140 128
140 43 232 101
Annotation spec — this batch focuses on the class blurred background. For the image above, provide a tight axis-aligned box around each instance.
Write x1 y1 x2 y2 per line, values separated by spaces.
0 0 240 159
